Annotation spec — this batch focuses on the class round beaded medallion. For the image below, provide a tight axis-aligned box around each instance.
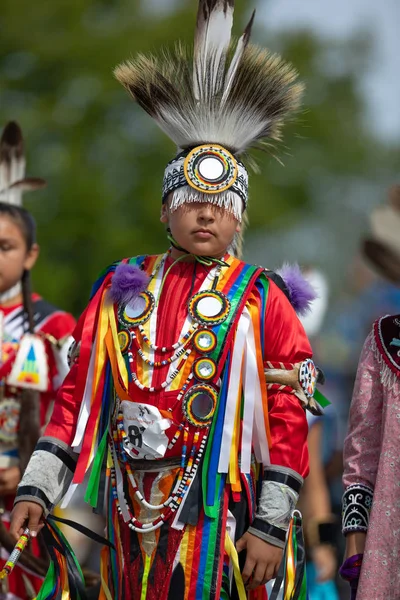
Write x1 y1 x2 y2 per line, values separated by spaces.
188 290 230 326
118 291 155 328
183 384 218 428
183 144 238 194
118 330 131 354
299 359 317 399
193 357 217 382
193 329 217 353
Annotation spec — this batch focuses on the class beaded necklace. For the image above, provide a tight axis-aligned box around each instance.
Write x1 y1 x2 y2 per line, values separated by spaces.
113 251 230 531
124 257 223 392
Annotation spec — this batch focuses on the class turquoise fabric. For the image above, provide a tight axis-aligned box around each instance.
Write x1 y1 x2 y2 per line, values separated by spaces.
306 563 339 600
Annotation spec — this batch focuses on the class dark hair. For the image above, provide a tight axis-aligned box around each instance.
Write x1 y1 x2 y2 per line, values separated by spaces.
0 201 36 249
0 202 37 332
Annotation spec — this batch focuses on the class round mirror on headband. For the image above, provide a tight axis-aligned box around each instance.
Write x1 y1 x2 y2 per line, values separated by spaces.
183 144 238 194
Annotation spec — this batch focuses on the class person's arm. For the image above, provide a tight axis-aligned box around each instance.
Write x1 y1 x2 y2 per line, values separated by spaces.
237 281 311 589
342 330 383 546
302 420 337 582
10 314 86 538
340 329 383 594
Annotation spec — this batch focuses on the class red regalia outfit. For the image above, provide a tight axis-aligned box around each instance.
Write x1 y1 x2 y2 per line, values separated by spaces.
15 3 328 599
42 254 313 599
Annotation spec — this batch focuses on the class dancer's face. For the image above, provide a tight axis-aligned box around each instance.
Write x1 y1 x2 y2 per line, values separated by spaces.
161 197 241 258
0 215 38 294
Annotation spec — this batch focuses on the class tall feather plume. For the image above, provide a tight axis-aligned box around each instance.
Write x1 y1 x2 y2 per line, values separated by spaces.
0 121 46 206
221 9 255 106
193 0 234 102
114 2 303 156
0 122 25 205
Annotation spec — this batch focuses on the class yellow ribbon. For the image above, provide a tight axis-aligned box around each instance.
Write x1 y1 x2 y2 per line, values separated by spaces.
224 533 247 600
283 520 295 600
228 369 243 491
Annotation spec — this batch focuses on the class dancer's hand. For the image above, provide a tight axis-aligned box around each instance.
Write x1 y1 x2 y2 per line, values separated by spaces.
0 466 20 496
10 501 44 540
236 532 283 589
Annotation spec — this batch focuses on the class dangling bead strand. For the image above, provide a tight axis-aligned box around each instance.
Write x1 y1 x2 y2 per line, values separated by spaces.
131 331 192 367
137 322 198 353
110 431 208 531
130 348 193 392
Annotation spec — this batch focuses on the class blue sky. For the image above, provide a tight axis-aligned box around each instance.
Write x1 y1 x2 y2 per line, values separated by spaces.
260 0 400 143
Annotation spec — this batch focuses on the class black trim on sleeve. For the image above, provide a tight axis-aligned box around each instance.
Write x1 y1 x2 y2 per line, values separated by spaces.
17 486 52 510
264 271 290 301
342 483 373 535
35 441 77 473
250 518 287 544
263 469 302 494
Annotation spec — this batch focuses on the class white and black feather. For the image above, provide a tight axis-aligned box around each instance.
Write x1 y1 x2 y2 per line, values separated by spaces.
0 122 46 206
115 0 303 159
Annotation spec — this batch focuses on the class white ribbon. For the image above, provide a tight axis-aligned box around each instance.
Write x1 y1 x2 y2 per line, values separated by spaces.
241 308 256 473
218 311 249 473
71 332 98 450
248 316 270 467
60 481 79 509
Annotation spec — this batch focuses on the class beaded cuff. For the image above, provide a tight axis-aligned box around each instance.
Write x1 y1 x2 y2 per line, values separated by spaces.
250 466 303 548
15 436 77 514
342 483 374 535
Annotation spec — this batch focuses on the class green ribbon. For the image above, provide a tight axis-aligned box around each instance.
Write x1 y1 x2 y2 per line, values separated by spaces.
84 428 108 508
35 561 56 600
313 388 330 409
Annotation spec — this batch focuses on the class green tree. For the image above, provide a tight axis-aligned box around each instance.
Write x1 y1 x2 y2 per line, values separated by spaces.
0 1 398 314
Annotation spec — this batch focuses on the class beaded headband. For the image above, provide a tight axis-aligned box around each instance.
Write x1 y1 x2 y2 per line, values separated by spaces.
162 145 248 218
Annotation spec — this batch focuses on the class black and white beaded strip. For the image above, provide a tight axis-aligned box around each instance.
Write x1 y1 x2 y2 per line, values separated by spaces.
342 483 374 534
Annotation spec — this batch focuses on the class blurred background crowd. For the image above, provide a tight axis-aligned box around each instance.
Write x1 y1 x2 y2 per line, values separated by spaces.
1 0 399 598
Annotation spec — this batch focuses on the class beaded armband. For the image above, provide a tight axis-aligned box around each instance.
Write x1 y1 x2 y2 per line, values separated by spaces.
342 483 374 535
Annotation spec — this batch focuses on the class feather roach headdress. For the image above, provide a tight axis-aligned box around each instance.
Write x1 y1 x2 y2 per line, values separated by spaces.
115 0 303 255
0 121 46 206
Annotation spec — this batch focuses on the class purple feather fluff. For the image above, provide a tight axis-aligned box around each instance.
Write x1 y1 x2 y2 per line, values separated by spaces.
110 263 150 306
276 263 317 316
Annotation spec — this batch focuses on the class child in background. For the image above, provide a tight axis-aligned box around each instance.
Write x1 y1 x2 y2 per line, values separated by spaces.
0 121 75 599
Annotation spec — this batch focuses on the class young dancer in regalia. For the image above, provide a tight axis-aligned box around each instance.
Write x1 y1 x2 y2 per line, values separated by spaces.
0 121 75 599
10 3 326 598
340 186 400 600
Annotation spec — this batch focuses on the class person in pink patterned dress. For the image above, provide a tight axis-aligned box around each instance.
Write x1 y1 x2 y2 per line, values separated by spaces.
341 185 400 599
